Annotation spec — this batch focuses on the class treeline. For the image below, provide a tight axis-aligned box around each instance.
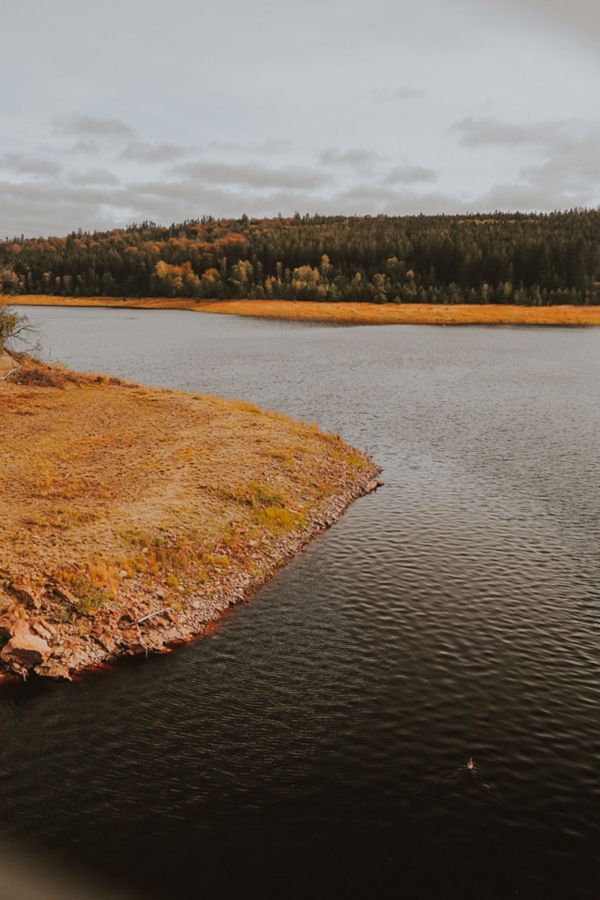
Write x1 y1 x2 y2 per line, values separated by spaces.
1 210 600 305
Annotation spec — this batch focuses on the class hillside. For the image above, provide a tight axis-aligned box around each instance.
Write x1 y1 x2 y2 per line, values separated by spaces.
2 211 600 307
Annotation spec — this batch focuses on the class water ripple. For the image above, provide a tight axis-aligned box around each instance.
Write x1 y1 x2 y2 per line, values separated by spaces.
1 309 599 898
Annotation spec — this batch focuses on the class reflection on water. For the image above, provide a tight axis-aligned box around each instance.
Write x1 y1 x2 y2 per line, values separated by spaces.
2 307 600 898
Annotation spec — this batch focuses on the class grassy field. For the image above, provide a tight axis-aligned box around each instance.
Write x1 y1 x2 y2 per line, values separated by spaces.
4 295 600 325
0 356 378 679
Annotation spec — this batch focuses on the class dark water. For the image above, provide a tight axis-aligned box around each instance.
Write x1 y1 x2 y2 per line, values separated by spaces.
3 307 600 898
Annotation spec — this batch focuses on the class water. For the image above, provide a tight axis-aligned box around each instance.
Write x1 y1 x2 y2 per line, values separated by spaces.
2 306 600 898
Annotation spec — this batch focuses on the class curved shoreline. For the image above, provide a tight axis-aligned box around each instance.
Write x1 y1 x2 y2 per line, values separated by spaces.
0 356 381 681
4 295 600 326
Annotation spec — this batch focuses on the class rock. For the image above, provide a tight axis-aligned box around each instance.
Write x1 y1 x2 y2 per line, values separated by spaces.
38 618 56 635
0 623 51 669
94 634 118 654
49 583 80 610
6 580 43 609
0 616 14 644
32 622 53 641
120 628 146 655
35 660 72 680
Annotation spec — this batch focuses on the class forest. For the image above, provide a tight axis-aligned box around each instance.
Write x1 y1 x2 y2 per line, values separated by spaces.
1 210 600 306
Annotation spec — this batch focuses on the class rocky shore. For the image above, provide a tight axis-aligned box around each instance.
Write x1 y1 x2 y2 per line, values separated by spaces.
0 355 381 680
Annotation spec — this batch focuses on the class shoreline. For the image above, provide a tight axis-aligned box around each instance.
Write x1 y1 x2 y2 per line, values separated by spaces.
0 356 381 681
3 295 600 326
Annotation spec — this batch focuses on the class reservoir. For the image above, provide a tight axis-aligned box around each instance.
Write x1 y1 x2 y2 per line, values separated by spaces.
2 307 600 898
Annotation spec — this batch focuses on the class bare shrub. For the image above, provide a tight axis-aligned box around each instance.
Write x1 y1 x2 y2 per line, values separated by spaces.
0 306 38 353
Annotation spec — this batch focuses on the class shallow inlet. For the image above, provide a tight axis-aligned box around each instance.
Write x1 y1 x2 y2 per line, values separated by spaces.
1 307 600 899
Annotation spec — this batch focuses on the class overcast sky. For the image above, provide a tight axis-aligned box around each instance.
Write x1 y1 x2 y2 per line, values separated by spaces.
2 0 599 237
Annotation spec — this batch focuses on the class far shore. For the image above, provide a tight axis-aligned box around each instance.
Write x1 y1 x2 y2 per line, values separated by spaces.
3 295 600 326
0 354 380 681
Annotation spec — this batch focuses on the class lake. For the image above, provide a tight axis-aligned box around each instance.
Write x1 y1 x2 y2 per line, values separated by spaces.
2 306 600 898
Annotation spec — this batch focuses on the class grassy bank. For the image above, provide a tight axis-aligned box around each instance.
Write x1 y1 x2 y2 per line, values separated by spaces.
4 295 600 325
0 355 380 680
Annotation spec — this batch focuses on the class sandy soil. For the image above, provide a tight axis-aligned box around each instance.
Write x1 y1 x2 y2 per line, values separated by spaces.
0 356 380 680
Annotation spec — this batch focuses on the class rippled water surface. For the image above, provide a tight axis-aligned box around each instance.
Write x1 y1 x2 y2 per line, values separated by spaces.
2 308 600 898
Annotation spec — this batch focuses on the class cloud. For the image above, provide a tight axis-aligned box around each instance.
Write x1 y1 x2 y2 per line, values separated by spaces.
452 116 570 148
3 109 600 238
0 154 61 177
373 85 426 101
493 0 600 41
68 139 105 155
332 184 467 215
119 141 185 162
171 160 330 190
69 168 121 186
0 171 469 239
384 164 437 184
207 138 292 155
0 179 125 238
319 147 379 170
453 114 600 209
54 115 136 139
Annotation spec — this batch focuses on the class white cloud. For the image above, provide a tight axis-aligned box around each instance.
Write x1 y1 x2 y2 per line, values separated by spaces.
494 0 600 40
319 148 380 170
384 165 437 185
373 85 426 101
53 115 136 138
0 154 61 177
119 142 185 163
453 116 571 148
69 168 121 186
171 161 331 190
453 115 600 207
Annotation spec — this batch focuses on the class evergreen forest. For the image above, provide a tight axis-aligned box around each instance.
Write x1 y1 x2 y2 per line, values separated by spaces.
1 210 599 306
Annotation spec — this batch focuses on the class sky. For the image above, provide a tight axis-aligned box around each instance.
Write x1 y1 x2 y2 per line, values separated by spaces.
1 0 599 237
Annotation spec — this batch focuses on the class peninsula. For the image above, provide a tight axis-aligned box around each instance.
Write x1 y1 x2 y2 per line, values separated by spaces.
0 354 380 680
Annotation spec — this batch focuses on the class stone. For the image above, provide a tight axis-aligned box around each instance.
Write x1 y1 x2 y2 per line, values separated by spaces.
0 623 51 669
35 660 72 680
7 581 43 609
32 622 53 641
120 628 146 655
0 617 13 644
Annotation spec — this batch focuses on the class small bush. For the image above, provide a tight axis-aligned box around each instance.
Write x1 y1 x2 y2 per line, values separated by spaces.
246 480 286 509
254 506 304 535
0 307 35 353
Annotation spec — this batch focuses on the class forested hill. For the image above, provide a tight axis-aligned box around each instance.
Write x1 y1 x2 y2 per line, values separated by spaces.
2 211 600 306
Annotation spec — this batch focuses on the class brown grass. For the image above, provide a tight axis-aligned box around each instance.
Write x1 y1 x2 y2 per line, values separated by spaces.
0 356 376 673
5 295 600 326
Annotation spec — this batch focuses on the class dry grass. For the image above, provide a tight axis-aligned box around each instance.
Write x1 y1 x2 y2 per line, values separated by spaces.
195 299 600 326
0 356 374 621
5 295 600 326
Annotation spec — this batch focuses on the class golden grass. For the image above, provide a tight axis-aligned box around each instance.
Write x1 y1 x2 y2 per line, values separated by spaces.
0 356 374 618
194 299 600 326
4 295 600 326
